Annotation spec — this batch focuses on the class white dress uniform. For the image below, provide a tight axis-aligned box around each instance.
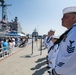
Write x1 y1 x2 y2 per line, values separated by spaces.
50 44 59 69
44 36 53 51
44 36 54 67
54 23 76 75
44 36 48 48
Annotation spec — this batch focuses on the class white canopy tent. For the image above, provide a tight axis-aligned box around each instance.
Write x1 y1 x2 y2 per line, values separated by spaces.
18 33 26 37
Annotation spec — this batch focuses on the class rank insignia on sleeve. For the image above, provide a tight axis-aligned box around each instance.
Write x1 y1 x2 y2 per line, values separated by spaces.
67 40 75 53
58 62 65 67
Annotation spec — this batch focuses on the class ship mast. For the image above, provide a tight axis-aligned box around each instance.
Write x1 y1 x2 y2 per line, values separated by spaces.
0 0 12 22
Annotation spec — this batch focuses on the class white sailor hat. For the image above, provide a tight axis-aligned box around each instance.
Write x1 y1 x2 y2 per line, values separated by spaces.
12 38 15 41
63 6 76 14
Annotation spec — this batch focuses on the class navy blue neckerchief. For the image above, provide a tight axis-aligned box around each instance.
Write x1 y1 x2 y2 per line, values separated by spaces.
47 36 52 43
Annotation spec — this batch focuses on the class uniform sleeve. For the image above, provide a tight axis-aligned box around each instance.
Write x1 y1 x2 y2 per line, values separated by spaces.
55 33 76 74
44 37 47 45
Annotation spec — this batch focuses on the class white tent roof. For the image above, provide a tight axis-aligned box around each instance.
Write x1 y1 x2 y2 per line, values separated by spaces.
18 33 26 36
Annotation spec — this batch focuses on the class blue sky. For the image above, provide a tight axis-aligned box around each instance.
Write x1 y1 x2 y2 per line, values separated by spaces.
0 0 76 36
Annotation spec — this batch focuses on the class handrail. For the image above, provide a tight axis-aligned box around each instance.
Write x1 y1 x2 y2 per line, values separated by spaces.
0 47 11 59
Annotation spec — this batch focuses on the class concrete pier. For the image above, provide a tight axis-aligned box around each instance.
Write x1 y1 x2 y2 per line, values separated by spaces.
0 40 48 75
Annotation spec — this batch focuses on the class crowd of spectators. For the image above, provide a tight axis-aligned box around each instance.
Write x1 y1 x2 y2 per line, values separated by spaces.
0 37 28 58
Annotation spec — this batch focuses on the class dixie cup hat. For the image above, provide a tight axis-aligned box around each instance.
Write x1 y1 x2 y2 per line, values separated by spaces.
63 6 76 14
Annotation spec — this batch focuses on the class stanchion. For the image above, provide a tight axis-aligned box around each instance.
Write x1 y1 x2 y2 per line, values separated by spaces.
31 36 33 55
40 36 42 55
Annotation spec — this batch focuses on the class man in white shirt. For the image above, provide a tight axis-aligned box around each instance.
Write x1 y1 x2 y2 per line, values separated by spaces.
52 6 76 75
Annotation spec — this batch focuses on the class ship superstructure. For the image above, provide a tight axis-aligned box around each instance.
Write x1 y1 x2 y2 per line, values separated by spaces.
0 0 24 37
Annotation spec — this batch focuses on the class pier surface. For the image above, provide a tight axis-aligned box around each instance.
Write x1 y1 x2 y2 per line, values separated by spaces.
0 40 48 75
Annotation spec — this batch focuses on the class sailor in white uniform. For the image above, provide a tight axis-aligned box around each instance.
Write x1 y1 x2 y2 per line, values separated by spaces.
47 36 59 74
44 35 48 49
49 36 59 69
52 6 76 75
44 30 55 68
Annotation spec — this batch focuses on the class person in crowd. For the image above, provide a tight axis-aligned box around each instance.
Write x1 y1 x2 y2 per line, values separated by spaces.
15 38 18 47
8 39 13 53
52 6 76 75
2 38 8 55
0 39 3 57
0 39 2 52
2 38 8 50
12 38 15 49
19 38 26 47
